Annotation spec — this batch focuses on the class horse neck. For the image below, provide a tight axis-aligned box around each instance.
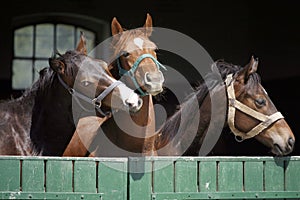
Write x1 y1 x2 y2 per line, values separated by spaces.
97 94 156 156
184 83 228 156
30 79 76 156
156 83 227 156
111 94 155 135
132 95 154 127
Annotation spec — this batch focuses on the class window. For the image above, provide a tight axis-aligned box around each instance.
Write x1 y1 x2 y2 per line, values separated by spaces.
12 13 109 90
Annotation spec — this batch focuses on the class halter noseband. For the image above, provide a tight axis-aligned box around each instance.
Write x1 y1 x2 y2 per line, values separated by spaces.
225 73 284 142
57 74 122 117
117 53 166 96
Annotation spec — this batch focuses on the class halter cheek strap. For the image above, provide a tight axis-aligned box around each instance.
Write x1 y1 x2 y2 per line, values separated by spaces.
225 74 284 141
117 53 166 96
58 75 122 117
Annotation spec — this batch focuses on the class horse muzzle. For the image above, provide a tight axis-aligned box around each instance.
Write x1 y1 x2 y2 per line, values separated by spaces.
144 71 164 96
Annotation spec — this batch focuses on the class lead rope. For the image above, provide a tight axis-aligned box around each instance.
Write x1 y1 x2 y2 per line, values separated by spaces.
225 73 284 142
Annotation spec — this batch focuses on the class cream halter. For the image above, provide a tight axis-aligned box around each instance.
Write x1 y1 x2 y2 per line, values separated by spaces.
225 73 284 142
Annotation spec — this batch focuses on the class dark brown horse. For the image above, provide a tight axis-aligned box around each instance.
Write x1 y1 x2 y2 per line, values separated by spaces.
155 56 295 156
0 82 38 155
64 14 166 157
29 33 142 156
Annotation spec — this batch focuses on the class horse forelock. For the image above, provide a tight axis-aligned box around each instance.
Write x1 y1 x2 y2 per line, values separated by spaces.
112 29 155 57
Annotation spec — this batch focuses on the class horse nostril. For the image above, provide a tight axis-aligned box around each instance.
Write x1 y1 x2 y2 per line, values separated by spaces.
125 100 133 108
288 137 295 148
138 99 143 107
145 73 152 83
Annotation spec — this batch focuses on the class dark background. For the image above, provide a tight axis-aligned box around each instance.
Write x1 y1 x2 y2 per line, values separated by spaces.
1 0 299 155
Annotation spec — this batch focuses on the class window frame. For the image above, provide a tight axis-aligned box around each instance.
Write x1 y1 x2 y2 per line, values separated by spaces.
11 13 109 91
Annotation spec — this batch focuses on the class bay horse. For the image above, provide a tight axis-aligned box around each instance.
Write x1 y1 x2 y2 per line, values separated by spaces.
63 14 166 157
155 56 295 156
29 33 143 156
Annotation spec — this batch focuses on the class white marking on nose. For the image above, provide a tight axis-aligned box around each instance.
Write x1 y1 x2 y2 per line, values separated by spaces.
133 37 144 50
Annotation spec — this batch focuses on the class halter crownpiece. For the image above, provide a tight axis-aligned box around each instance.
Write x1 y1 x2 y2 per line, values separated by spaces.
117 53 167 96
225 73 284 142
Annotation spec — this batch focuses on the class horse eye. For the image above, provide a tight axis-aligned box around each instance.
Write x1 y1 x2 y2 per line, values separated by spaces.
255 98 266 107
81 81 92 87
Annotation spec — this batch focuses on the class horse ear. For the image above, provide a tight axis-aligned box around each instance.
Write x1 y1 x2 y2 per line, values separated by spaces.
143 13 153 36
49 58 65 75
238 55 258 83
76 31 87 55
111 17 123 36
246 55 258 77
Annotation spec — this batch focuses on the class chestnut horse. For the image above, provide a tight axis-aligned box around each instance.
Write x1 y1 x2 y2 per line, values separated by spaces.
29 33 142 156
155 56 295 156
63 14 166 157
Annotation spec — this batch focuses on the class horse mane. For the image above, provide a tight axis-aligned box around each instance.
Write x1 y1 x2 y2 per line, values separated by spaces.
156 59 261 148
0 71 42 155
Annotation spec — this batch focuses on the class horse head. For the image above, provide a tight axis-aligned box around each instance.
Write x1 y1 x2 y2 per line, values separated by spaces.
110 13 166 96
48 32 142 115
226 55 295 156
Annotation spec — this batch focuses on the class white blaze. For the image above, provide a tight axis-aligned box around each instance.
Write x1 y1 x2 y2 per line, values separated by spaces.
133 37 144 50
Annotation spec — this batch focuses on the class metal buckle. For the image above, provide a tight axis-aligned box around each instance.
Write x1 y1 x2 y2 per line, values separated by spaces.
68 88 75 95
92 98 102 109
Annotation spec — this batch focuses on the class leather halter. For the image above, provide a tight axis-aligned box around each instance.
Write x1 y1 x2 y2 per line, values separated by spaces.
117 53 166 96
57 74 123 117
225 73 284 142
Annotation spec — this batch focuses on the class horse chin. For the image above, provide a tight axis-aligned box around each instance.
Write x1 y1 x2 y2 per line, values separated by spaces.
271 144 285 156
271 143 293 156
128 99 143 113
147 87 164 96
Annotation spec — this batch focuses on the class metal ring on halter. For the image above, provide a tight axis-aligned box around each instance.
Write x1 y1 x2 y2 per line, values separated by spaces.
68 88 75 95
235 135 244 142
57 74 113 117
92 98 102 109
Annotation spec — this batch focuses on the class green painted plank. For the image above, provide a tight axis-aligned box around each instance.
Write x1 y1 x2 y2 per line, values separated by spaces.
73 160 96 193
98 161 127 200
128 158 152 200
285 160 300 191
264 160 284 191
175 159 198 192
22 160 44 192
218 161 243 191
199 161 216 192
244 161 263 191
1 191 103 199
153 160 174 193
0 159 20 191
46 160 72 192
152 191 300 200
